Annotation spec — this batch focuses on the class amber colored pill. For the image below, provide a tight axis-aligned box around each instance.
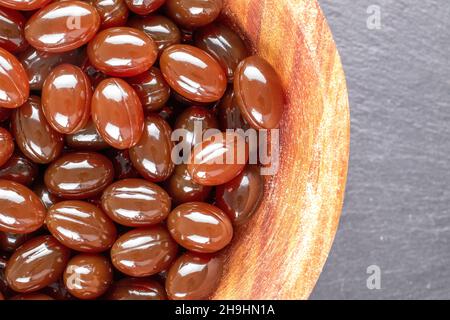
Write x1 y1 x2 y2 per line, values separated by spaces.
128 14 181 54
111 226 178 277
0 128 14 167
0 179 46 234
0 47 29 109
195 23 249 82
129 114 175 182
166 252 223 300
5 235 70 293
87 27 157 77
46 201 117 253
234 56 284 129
92 78 144 149
33 182 62 210
65 118 110 151
164 164 211 205
168 202 233 253
19 47 84 91
165 0 223 29
125 0 164 15
88 0 129 29
105 149 139 180
64 254 113 300
0 231 32 252
0 7 28 53
105 278 166 300
44 151 114 199
12 96 64 164
42 64 92 134
174 105 219 151
10 293 54 300
215 165 263 225
217 88 250 130
101 178 171 227
25 1 100 53
126 67 171 113
0 0 51 10
188 132 248 186
160 44 226 103
0 151 39 186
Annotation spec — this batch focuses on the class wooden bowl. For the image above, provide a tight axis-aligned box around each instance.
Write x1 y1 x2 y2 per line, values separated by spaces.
213 0 350 299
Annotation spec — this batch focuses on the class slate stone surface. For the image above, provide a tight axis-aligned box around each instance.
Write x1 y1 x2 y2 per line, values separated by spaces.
311 0 450 299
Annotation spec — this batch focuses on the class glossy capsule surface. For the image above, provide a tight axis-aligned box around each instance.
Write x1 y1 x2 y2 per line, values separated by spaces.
5 235 71 293
215 165 264 225
42 64 92 134
111 226 178 277
125 0 165 15
44 151 114 199
128 15 181 54
0 7 28 53
166 252 223 300
129 114 174 182
0 179 46 234
168 202 233 253
0 0 52 10
87 27 157 77
0 47 29 108
88 0 129 29
160 44 227 103
46 200 117 252
195 23 249 82
25 1 100 53
64 254 113 300
0 127 14 167
12 96 64 164
0 151 39 186
92 78 144 149
33 182 61 209
105 278 166 300
234 56 284 129
165 0 223 29
65 118 109 151
188 132 248 186
101 178 171 227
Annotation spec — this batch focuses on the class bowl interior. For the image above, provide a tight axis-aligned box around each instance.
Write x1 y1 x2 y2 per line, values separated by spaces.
212 0 350 299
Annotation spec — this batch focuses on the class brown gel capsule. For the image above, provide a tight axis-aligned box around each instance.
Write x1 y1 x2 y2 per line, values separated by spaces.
129 114 175 182
64 254 113 300
126 67 171 113
164 164 212 205
65 118 110 151
105 149 139 180
160 44 227 103
168 202 233 253
165 0 223 29
234 56 284 129
0 7 28 53
111 226 178 277
92 78 144 149
0 127 14 167
195 23 249 82
166 252 223 300
0 151 39 186
0 0 52 11
88 0 129 29
125 0 165 15
188 132 248 186
33 183 62 210
216 87 250 130
215 165 264 225
101 179 171 227
0 47 29 109
42 64 92 134
12 96 64 164
105 278 166 300
24 1 101 53
0 231 32 252
46 201 117 253
128 15 181 54
5 235 70 293
44 151 114 199
0 179 46 234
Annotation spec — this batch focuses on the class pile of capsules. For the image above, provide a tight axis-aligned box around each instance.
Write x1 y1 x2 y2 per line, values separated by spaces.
0 0 284 300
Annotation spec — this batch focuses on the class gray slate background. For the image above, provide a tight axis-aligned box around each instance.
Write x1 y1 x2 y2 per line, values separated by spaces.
311 0 450 299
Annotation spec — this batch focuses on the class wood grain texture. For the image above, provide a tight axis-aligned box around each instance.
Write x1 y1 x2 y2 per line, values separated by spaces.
213 0 350 299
